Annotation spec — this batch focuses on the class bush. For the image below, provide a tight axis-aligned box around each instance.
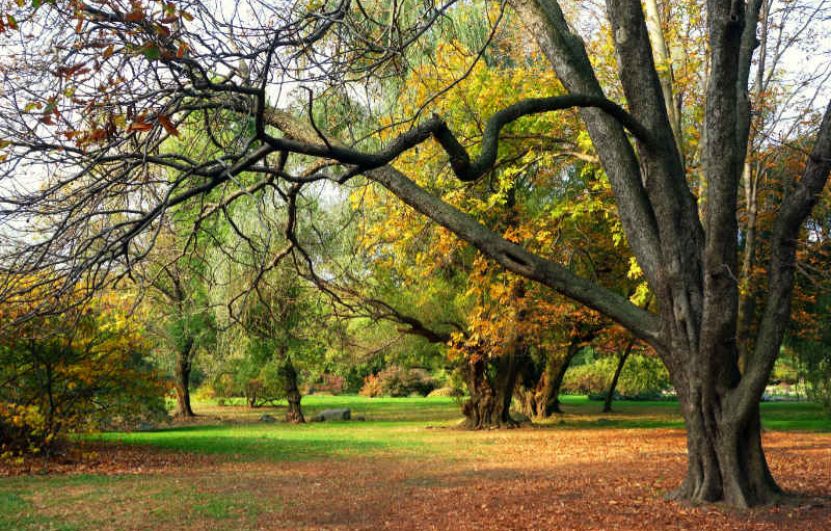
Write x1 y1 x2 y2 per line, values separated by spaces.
427 386 460 398
359 373 384 397
304 373 346 395
561 363 610 395
0 295 167 455
0 403 46 457
211 357 286 407
359 366 437 397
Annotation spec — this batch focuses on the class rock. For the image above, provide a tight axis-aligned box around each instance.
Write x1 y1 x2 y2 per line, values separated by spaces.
259 414 277 423
136 422 156 432
353 415 366 421
311 408 351 422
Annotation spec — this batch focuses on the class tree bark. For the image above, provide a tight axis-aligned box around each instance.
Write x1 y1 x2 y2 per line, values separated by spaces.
602 340 635 413
173 338 195 417
280 358 305 424
517 350 556 419
461 349 523 429
671 388 780 507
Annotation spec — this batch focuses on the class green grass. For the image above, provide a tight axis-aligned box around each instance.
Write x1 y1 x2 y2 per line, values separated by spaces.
91 395 464 461
90 395 831 463
0 474 269 530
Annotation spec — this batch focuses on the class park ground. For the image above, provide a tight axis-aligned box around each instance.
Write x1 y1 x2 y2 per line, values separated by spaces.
1 396 830 530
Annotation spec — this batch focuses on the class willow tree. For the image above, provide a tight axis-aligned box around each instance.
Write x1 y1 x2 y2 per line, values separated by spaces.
1 0 830 507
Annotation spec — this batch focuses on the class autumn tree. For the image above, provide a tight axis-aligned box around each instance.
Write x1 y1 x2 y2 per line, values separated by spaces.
2 0 831 507
0 282 165 455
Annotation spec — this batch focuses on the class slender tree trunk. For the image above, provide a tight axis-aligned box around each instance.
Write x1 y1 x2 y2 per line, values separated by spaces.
547 338 582 414
281 358 305 424
602 340 634 413
173 338 195 417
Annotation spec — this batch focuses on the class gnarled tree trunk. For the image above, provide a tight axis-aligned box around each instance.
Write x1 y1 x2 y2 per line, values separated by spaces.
173 337 195 418
280 358 305 424
672 384 780 507
517 350 556 419
461 348 524 429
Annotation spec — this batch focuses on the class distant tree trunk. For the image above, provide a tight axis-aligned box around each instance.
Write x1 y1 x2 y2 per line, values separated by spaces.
602 339 635 413
280 358 305 424
173 337 195 417
461 348 524 429
547 338 582 414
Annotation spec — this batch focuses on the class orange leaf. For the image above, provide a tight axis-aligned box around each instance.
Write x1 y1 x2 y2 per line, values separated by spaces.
127 118 153 133
158 115 179 137
125 10 144 23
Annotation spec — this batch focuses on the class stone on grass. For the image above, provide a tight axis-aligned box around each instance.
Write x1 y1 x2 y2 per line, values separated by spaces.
312 408 351 422
259 414 277 423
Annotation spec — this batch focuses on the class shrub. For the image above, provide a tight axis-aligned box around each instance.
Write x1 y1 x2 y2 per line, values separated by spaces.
427 386 460 398
212 357 286 407
0 403 46 457
561 362 610 395
304 373 346 395
359 373 384 397
359 366 437 397
0 294 167 455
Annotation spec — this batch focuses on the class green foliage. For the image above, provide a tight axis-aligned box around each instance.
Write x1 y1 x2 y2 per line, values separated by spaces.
212 355 287 407
787 293 831 415
562 355 671 399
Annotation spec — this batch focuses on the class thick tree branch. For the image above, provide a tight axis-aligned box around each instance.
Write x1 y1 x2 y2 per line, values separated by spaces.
368 165 664 345
262 107 663 345
511 0 663 287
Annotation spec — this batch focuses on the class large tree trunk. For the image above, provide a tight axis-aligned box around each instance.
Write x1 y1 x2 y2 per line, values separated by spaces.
461 350 523 429
602 339 634 413
672 393 780 507
280 358 305 424
173 338 195 417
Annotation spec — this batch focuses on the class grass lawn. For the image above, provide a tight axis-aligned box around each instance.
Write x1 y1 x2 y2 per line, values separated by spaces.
2 395 829 530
